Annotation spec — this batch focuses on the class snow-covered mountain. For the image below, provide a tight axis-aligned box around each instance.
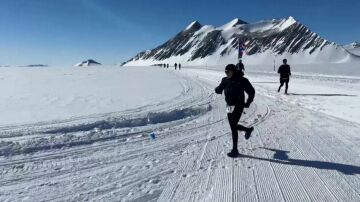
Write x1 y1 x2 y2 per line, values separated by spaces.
124 17 360 66
75 59 101 67
344 42 360 56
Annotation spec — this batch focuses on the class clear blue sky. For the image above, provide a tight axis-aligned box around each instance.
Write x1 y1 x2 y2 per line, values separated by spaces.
0 0 359 66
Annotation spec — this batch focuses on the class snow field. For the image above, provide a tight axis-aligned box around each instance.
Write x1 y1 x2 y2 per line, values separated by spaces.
0 66 359 201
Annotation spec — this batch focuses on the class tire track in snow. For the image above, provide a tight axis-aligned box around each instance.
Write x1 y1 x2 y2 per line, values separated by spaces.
254 100 313 202
0 70 221 201
2 68 360 201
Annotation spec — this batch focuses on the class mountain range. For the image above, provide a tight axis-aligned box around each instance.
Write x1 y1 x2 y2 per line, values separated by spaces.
124 16 360 66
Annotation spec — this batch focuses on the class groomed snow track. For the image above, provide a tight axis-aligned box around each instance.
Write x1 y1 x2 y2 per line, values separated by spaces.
1 68 360 201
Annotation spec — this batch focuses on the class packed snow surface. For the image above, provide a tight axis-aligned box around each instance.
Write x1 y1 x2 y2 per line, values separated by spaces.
0 66 182 126
1 65 360 201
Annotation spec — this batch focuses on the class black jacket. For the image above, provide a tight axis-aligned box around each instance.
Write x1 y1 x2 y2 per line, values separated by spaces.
236 63 245 76
236 62 245 71
215 74 255 106
278 64 291 78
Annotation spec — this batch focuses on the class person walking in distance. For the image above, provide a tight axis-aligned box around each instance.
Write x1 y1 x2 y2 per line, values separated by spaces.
215 64 255 158
277 59 291 94
174 63 177 70
236 59 245 76
179 63 181 70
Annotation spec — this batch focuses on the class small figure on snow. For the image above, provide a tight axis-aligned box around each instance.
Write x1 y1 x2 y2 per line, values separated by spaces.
277 59 291 94
236 59 245 76
174 63 177 70
149 132 156 140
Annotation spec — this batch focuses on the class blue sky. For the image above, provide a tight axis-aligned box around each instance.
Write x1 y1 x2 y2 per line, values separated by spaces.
0 0 359 66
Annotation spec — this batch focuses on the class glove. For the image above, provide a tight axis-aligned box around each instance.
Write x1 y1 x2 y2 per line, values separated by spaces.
244 102 251 108
215 87 222 94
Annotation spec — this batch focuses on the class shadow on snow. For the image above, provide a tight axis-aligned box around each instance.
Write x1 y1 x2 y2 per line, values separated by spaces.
287 93 356 97
238 147 360 175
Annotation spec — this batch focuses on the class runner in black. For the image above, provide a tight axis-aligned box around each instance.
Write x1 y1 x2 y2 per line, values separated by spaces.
215 64 255 157
277 59 291 94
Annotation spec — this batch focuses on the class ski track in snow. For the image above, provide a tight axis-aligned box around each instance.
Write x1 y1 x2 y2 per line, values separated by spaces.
1 68 360 201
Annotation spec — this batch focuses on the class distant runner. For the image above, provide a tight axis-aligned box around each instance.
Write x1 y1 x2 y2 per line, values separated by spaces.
236 59 245 76
277 59 291 94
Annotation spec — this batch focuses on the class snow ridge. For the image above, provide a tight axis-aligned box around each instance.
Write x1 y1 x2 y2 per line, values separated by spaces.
124 16 359 66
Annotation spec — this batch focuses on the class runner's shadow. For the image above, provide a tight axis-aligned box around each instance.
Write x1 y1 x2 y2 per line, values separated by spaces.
238 147 360 175
253 82 278 84
287 93 356 97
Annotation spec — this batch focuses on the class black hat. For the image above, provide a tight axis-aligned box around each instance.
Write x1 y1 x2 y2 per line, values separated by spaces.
225 64 236 71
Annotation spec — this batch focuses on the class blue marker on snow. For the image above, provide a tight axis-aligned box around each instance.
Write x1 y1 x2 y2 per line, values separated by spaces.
149 132 156 140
